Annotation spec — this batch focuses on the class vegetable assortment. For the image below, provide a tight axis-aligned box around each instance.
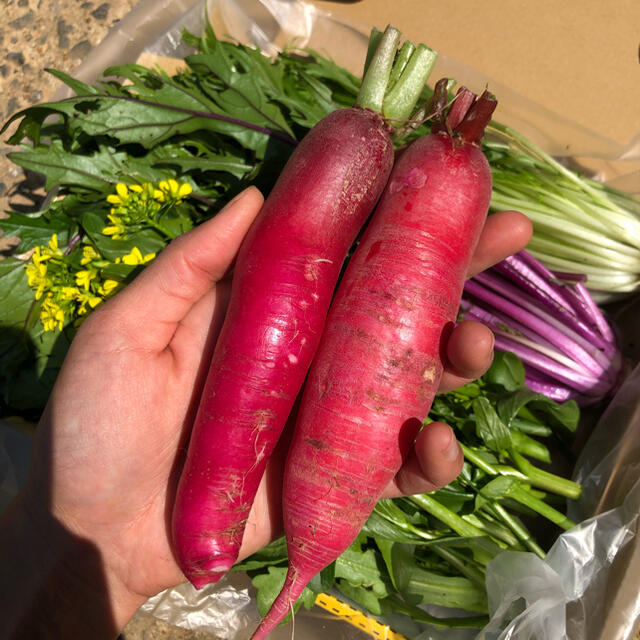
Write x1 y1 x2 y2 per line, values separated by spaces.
0 19 634 638
1 25 638 418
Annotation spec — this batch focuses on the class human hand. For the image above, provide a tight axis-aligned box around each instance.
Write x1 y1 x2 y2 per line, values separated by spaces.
17 186 531 631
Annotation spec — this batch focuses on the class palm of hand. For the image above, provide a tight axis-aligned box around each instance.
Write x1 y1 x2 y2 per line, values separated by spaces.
24 188 531 606
33 307 210 598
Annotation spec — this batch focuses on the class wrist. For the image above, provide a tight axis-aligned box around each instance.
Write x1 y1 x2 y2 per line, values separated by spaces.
1 492 145 639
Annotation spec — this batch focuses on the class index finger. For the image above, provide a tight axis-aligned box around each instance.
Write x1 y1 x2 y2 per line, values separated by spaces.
467 210 533 277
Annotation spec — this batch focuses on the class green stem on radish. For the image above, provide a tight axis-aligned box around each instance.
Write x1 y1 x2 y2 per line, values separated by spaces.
356 25 436 126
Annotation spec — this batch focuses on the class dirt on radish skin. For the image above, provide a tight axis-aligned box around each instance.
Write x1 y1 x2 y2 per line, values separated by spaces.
250 88 497 639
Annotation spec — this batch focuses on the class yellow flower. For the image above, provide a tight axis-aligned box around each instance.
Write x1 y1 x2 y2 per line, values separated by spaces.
26 261 50 300
121 247 156 266
40 296 66 332
156 179 192 203
75 269 96 290
77 291 103 315
102 212 127 238
99 279 121 296
60 286 81 301
80 245 101 265
106 182 130 205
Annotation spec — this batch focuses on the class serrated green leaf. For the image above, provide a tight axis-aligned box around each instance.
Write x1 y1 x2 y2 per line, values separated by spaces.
46 68 101 96
8 142 123 191
251 566 315 620
334 544 389 598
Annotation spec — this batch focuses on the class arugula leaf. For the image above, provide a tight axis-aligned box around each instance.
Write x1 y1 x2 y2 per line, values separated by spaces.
334 542 389 599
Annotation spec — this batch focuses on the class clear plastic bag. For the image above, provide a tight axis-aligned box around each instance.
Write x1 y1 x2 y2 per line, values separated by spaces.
478 363 640 640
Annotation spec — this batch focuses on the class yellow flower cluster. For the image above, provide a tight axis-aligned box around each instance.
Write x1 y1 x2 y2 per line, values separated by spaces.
24 179 188 332
103 180 192 239
25 236 156 332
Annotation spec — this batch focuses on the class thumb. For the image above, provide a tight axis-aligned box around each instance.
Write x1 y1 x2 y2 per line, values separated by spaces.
95 186 264 351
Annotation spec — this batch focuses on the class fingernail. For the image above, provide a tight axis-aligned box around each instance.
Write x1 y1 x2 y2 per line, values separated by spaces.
442 427 461 461
219 186 256 212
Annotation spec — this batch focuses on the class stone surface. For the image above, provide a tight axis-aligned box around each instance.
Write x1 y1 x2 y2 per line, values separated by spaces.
0 0 138 220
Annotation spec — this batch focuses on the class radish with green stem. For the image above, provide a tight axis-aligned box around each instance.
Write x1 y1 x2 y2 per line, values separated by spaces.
171 25 437 588
250 81 497 638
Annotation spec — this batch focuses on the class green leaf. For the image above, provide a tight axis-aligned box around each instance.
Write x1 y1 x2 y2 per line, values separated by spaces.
153 154 254 179
363 508 423 544
334 543 389 598
0 209 71 253
335 580 388 617
251 566 315 620
473 396 512 452
81 211 167 261
8 142 124 191
484 351 525 391
479 476 518 500
0 259 72 416
46 68 101 97
497 387 579 433
232 536 288 572
399 563 488 613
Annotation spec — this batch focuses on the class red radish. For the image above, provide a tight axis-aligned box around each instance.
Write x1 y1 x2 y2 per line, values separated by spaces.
171 26 437 588
250 82 497 638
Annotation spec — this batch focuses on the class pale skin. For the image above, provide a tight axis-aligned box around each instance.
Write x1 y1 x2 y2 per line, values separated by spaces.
0 186 532 639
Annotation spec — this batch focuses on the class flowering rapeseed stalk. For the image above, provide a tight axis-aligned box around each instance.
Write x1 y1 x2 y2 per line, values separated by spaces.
102 180 192 239
23 179 188 331
25 239 157 332
24 234 104 332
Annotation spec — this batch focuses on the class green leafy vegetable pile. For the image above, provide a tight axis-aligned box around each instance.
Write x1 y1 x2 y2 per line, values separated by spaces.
0 25 361 418
234 352 580 635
